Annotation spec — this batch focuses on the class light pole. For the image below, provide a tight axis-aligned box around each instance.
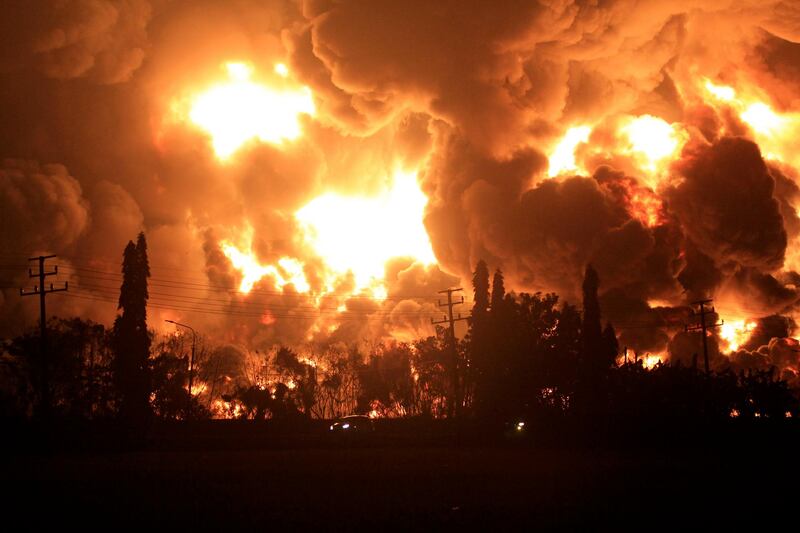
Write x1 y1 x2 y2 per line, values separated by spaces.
165 320 197 412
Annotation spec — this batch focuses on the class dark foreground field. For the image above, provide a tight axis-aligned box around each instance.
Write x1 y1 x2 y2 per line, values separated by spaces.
3 420 798 529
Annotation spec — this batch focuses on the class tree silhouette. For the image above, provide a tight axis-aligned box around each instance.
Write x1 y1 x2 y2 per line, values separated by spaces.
469 260 492 417
602 323 619 368
274 346 317 418
5 317 113 419
581 264 603 368
490 268 505 312
472 260 490 318
111 232 152 426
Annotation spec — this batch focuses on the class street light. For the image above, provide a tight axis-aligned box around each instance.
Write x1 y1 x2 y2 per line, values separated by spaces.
165 319 197 404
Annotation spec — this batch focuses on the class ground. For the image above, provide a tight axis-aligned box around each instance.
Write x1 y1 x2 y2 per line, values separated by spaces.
3 439 797 529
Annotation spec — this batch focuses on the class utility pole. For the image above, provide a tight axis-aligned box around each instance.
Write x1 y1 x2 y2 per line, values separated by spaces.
20 255 68 417
165 319 197 419
431 288 469 418
685 299 723 375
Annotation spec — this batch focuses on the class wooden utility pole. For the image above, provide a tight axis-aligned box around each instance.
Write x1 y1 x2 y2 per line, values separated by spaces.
432 287 469 418
685 299 723 374
20 255 68 417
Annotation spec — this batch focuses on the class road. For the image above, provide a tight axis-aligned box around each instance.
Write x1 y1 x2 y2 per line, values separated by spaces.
3 444 795 529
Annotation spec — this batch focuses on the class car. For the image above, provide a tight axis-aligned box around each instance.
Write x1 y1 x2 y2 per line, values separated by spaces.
329 414 375 433
503 417 529 439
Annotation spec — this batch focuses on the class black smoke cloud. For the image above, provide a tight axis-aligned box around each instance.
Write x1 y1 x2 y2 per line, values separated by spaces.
1 0 800 365
667 137 787 272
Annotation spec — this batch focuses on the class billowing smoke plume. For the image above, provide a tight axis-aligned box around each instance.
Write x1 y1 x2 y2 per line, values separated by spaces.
1 0 800 380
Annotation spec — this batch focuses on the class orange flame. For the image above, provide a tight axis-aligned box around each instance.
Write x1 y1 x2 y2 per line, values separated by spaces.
548 125 592 177
186 62 315 160
620 115 688 178
701 78 800 168
295 169 436 292
719 319 757 353
221 227 310 294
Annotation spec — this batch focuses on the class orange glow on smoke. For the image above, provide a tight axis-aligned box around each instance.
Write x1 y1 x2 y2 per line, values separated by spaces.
187 62 315 159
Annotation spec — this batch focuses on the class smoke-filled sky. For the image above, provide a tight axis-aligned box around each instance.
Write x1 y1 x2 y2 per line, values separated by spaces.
2 0 800 374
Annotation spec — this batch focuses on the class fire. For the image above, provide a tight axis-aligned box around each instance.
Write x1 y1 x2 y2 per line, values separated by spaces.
295 169 436 290
704 80 736 102
618 180 665 227
221 228 310 293
220 170 435 299
719 319 757 353
628 190 664 227
740 103 785 136
618 349 664 369
548 125 592 177
701 79 800 167
188 62 315 159
641 353 663 369
620 115 687 174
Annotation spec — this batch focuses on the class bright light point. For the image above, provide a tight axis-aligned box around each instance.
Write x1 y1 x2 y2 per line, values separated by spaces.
274 63 289 77
226 62 252 81
189 61 315 159
741 103 784 136
296 170 436 289
622 115 684 172
342 423 350 429
704 79 736 101
548 125 591 177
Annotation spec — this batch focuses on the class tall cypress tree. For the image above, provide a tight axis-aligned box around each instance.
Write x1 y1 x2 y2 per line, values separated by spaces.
472 260 490 319
469 260 490 416
490 269 505 313
112 232 152 424
581 264 603 367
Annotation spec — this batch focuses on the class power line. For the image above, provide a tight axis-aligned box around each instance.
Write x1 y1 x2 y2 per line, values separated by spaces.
0 257 450 302
56 264 444 302
431 287 469 418
685 299 724 374
64 281 441 316
19 255 67 418
63 290 441 321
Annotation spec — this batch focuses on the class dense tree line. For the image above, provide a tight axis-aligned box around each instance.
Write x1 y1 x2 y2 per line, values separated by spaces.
1 248 797 423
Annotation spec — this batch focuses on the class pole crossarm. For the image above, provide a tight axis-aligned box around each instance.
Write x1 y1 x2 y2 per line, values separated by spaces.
684 299 723 374
431 287 470 418
19 255 68 418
